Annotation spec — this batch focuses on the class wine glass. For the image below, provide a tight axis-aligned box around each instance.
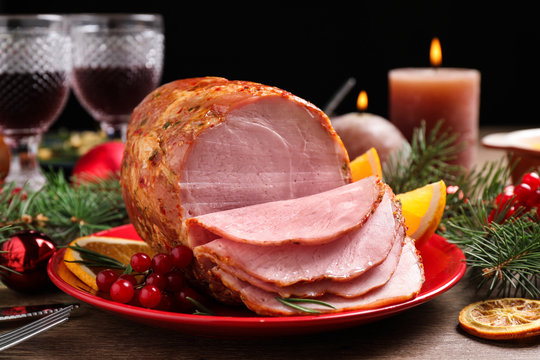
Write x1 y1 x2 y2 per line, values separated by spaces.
0 14 71 190
68 14 164 141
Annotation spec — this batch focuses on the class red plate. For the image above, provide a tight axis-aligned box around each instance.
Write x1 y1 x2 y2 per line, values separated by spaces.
48 224 466 337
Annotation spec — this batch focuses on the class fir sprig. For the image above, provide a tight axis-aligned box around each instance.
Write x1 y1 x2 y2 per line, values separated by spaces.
0 170 128 245
383 120 463 194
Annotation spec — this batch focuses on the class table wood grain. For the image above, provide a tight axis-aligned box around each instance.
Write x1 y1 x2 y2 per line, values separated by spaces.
1 127 538 359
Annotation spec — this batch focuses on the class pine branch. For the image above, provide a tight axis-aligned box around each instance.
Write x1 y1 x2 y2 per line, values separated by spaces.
0 170 128 245
383 120 463 194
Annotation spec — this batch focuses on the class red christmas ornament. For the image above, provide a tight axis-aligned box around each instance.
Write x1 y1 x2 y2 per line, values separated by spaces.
0 230 57 293
72 141 125 183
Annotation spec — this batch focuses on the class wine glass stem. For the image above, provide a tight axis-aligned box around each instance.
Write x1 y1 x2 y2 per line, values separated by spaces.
100 122 128 142
4 135 46 190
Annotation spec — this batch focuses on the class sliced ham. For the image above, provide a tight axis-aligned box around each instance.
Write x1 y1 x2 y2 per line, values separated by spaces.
199 219 405 298
194 186 399 286
213 237 424 316
121 77 350 253
186 176 384 247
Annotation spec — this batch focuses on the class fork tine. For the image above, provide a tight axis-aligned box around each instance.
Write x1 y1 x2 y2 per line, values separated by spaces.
0 305 74 351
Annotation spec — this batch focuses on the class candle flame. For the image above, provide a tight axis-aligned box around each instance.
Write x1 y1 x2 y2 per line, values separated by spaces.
430 37 442 67
357 90 368 112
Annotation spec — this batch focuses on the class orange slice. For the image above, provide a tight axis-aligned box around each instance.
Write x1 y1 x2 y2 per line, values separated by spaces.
63 236 155 291
350 147 383 182
459 298 540 340
396 180 446 248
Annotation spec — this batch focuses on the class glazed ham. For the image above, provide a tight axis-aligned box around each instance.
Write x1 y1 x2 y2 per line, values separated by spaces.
121 77 425 316
122 77 350 253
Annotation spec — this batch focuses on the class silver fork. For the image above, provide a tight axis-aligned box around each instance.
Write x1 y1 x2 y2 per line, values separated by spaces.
0 305 75 351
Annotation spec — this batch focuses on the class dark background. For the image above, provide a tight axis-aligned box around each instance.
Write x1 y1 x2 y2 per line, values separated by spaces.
1 1 539 132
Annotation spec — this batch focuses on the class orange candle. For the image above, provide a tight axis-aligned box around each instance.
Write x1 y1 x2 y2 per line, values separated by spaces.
388 38 481 170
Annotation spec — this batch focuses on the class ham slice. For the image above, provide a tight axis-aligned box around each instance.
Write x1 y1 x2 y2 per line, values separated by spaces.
186 176 384 247
194 186 399 286
212 237 424 316
198 219 405 298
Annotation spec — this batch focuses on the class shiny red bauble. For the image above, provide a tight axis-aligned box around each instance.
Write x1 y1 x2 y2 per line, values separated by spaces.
72 141 125 182
0 230 57 292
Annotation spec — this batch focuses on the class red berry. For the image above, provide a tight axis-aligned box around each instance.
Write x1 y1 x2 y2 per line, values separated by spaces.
522 172 540 191
145 272 167 290
171 245 193 268
165 270 185 293
110 278 135 304
118 273 138 286
514 183 533 206
174 287 203 313
496 185 515 206
139 284 163 308
151 253 174 275
96 269 119 293
130 252 152 273
156 292 174 311
527 189 540 208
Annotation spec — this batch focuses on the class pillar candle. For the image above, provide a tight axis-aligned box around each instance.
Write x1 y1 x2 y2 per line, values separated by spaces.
388 38 481 170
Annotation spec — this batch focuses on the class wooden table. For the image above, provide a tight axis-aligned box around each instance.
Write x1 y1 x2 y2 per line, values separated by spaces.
1 127 539 359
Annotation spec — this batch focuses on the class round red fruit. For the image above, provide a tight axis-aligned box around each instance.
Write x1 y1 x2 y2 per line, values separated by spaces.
174 287 204 313
118 273 138 286
139 284 163 309
165 270 185 293
171 245 193 268
110 278 135 304
130 252 152 273
521 172 540 191
514 183 533 206
145 272 167 290
151 253 174 275
96 269 119 292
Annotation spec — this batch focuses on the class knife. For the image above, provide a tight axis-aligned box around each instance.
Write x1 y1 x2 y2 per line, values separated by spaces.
0 303 80 322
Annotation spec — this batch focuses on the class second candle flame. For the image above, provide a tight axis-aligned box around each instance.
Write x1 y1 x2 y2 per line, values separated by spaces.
357 90 368 112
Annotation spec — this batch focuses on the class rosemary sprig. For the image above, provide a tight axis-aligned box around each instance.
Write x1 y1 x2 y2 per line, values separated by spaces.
186 296 215 316
276 297 336 314
61 244 127 270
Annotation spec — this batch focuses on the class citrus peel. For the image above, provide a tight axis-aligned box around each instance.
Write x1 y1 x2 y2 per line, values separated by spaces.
396 180 446 248
349 147 382 182
459 298 540 340
63 236 154 291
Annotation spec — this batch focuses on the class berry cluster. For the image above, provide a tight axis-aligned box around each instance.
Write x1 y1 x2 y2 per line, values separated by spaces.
488 171 540 223
96 244 204 312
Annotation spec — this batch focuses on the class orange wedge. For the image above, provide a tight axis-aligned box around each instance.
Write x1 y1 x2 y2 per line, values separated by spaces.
350 147 383 182
459 298 540 340
396 180 446 248
63 236 155 291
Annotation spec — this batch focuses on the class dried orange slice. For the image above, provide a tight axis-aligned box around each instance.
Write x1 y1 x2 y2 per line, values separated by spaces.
350 147 383 182
459 298 540 340
396 180 446 248
63 236 154 291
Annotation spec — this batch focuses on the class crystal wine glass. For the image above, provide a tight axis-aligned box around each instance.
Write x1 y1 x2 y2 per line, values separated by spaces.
0 14 71 190
68 14 164 141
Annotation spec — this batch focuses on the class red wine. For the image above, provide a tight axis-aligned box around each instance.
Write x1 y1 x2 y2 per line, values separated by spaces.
72 66 158 122
0 71 69 137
